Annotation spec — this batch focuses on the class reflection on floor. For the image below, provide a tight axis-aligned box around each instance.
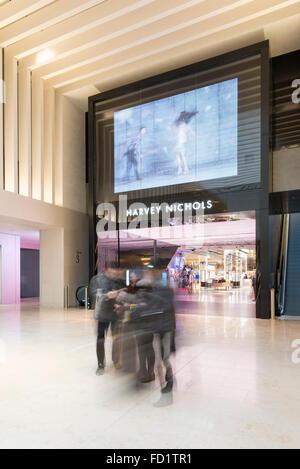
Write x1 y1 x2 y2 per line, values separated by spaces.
1 302 300 449
175 287 256 318
21 297 40 304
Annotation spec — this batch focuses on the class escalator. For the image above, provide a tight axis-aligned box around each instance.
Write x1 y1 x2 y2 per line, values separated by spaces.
276 213 300 317
284 213 300 316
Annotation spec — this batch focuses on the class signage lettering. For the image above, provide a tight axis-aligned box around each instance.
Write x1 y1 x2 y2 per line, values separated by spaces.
126 200 213 218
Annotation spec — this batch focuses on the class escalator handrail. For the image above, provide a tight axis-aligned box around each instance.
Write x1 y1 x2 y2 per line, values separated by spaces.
278 214 290 316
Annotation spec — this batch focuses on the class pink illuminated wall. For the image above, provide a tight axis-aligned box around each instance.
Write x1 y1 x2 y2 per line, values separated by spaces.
0 233 20 304
20 231 40 250
98 219 256 248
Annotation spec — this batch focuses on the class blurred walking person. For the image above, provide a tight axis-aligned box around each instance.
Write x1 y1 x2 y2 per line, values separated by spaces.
89 262 125 375
151 270 176 407
252 273 256 303
130 272 156 383
114 270 143 374
132 269 176 405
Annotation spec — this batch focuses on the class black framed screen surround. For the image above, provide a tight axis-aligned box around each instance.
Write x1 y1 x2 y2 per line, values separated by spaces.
92 45 264 206
88 41 270 318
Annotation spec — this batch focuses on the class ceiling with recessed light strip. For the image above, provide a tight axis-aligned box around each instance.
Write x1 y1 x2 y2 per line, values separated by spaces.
0 0 299 209
1 0 299 110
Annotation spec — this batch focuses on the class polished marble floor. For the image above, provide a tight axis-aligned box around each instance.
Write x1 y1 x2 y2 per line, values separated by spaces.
175 287 256 318
1 301 300 449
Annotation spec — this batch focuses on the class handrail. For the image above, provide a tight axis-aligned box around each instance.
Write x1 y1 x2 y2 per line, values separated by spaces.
278 214 290 316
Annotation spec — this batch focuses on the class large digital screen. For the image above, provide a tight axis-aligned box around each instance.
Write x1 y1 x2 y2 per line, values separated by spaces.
114 78 238 193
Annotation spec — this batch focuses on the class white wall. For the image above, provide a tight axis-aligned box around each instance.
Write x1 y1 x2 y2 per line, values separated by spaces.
0 77 89 307
64 223 89 307
0 232 20 304
0 189 89 307
62 97 89 306
40 229 64 308
63 97 86 214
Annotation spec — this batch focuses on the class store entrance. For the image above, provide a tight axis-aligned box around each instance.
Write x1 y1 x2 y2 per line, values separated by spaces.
97 210 256 318
164 211 256 318
170 244 256 318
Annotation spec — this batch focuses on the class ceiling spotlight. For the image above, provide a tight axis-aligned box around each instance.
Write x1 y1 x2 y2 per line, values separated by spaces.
36 49 55 64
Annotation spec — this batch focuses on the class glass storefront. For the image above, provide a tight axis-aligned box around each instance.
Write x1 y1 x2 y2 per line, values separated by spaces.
88 41 270 318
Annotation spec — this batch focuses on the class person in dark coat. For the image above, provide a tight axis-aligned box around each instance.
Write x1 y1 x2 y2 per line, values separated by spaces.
114 270 143 374
152 275 176 406
132 269 176 405
252 274 256 303
129 274 156 383
89 262 125 375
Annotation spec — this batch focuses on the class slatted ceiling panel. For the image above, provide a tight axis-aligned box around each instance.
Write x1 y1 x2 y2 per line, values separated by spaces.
0 1 297 209
95 52 262 203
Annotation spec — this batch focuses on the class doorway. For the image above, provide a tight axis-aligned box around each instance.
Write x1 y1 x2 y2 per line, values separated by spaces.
169 244 256 318
21 249 40 301
20 231 40 304
97 210 256 318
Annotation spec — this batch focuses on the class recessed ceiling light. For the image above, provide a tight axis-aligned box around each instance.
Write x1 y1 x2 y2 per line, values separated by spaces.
36 49 55 64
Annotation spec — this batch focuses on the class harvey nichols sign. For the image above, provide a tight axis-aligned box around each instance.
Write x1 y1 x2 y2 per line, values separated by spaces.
96 195 214 235
126 200 213 218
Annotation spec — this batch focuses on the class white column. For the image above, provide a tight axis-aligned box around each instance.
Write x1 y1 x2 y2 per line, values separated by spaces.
54 91 63 206
44 85 55 204
18 66 32 197
31 72 44 200
40 228 64 308
4 51 18 192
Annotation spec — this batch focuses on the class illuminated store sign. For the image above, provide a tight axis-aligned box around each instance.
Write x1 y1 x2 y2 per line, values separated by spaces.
126 200 213 218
